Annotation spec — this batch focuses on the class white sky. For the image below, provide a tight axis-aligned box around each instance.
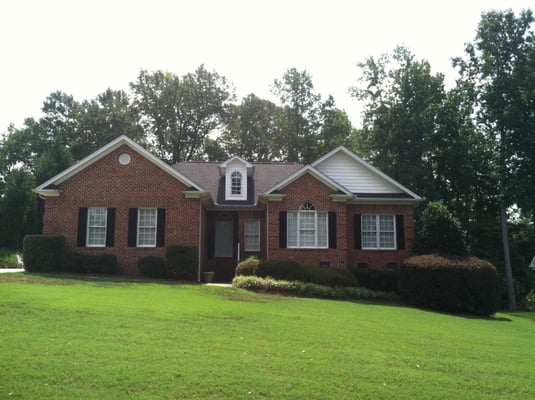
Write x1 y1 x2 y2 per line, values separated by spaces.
0 0 532 133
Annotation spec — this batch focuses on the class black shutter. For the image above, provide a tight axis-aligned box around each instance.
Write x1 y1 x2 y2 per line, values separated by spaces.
396 214 405 250
77 208 88 247
328 212 337 249
128 208 138 247
156 208 166 247
354 214 362 250
279 211 287 248
105 208 115 247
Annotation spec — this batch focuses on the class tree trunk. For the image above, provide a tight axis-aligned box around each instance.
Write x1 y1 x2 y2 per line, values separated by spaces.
500 202 516 311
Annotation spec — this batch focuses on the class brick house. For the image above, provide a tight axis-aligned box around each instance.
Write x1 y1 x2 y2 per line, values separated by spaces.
35 135 422 281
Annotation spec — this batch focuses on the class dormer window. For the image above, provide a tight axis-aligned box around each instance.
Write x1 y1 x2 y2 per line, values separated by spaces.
231 171 242 195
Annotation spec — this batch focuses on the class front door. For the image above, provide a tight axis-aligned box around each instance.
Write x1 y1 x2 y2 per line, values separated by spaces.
206 212 238 282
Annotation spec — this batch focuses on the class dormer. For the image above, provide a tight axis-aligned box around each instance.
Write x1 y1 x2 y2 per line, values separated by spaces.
219 156 254 201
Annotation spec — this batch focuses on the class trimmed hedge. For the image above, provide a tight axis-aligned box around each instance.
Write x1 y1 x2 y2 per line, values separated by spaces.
23 235 66 272
352 268 398 292
138 256 167 279
64 253 117 274
398 254 499 316
256 259 358 287
232 275 398 301
166 244 197 280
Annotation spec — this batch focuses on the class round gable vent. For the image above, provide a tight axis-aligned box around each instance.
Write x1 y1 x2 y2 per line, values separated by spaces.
118 153 131 165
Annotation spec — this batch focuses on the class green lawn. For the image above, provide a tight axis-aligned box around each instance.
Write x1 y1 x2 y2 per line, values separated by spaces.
0 273 533 399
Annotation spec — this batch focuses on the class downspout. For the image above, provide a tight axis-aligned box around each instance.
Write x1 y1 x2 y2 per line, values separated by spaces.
198 201 202 283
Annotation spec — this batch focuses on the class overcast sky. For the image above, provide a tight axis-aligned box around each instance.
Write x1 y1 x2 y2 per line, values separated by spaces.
0 0 532 133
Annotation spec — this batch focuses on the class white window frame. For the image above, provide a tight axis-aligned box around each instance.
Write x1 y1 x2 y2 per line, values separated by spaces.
287 202 328 249
86 207 107 247
137 208 157 247
244 219 260 252
231 171 242 196
361 214 396 250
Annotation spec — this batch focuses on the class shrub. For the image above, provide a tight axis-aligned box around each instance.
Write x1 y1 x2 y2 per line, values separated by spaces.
23 235 66 272
232 275 398 301
166 244 197 280
415 201 468 256
352 268 398 292
64 253 117 274
138 256 168 279
398 254 499 316
235 256 261 276
256 259 358 287
0 248 18 268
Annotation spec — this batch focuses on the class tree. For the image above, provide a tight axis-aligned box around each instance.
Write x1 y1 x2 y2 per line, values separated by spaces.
0 169 37 249
220 94 284 161
454 9 535 310
351 46 446 198
131 65 233 163
272 68 323 163
318 95 356 155
414 201 468 256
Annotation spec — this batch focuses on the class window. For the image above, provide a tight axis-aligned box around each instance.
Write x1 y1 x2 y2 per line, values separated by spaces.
137 208 157 247
87 208 107 247
231 171 242 195
244 219 260 251
361 215 396 249
287 202 328 248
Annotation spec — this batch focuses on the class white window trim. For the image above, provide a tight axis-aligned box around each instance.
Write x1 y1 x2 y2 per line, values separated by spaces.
86 207 107 247
137 208 157 248
244 219 261 252
287 203 328 249
231 171 242 196
361 214 396 250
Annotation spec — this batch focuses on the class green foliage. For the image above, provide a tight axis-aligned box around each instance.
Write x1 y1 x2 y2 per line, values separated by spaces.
235 256 261 276
415 200 468 256
166 244 197 280
0 248 18 268
64 253 117 274
232 275 395 301
138 256 167 279
352 268 398 292
22 235 66 272
256 259 358 287
399 254 499 316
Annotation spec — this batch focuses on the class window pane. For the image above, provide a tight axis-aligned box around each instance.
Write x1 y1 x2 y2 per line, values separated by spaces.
380 215 394 232
138 209 157 246
362 232 377 248
244 219 260 251
299 230 315 247
380 232 395 248
362 215 376 232
87 208 107 246
299 212 315 230
317 212 328 247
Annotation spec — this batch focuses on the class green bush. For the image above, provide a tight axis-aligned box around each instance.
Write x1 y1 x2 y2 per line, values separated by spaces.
235 256 261 276
138 256 168 279
0 248 18 268
64 253 117 274
256 259 358 287
415 201 468 256
398 254 499 316
23 235 66 272
232 275 398 301
352 268 398 292
166 244 197 280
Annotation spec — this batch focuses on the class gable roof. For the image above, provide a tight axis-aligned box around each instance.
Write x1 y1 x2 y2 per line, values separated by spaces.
312 145 422 201
34 135 204 196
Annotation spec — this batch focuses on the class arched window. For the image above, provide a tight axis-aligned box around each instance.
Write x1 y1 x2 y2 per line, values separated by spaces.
231 171 242 195
287 202 328 248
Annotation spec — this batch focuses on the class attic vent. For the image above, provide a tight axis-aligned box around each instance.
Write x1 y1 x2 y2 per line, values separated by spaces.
118 153 131 165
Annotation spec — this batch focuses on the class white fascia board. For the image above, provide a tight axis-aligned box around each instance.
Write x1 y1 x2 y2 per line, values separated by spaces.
312 145 422 201
264 165 352 196
34 135 204 193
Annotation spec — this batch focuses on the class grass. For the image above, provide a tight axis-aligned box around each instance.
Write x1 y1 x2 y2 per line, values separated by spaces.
0 248 18 268
0 273 533 399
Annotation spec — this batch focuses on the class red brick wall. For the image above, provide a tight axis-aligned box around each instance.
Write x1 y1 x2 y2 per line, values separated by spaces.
42 145 200 275
268 173 348 269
